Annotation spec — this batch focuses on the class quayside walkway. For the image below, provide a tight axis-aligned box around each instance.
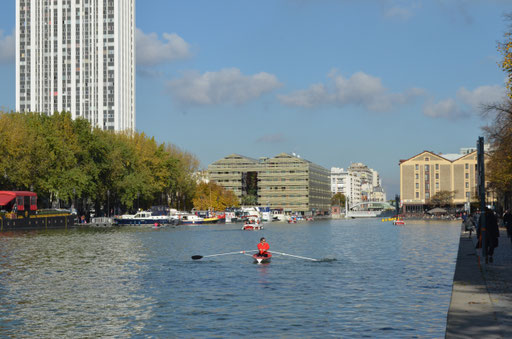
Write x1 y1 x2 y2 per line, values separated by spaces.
446 227 512 338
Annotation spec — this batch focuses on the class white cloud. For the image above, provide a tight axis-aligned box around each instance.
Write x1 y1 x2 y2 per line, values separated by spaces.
423 98 467 119
167 68 282 106
0 30 15 64
277 83 331 108
136 28 192 66
382 2 421 21
422 84 506 120
278 70 424 112
456 85 506 111
383 6 414 20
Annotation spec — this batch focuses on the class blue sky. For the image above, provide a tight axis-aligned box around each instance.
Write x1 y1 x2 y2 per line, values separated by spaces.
0 1 511 196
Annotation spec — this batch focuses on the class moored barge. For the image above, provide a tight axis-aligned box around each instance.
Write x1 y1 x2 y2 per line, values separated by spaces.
0 191 76 231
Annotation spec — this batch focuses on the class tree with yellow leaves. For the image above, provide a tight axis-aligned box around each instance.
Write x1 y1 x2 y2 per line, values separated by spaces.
499 36 512 98
193 181 240 211
483 17 512 206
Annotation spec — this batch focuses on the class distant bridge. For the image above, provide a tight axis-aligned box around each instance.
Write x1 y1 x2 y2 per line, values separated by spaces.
345 201 395 218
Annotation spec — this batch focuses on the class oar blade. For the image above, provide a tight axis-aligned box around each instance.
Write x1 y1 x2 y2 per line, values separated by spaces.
191 255 203 260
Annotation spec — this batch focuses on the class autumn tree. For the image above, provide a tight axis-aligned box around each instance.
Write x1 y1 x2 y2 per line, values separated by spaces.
483 15 512 206
498 15 512 99
0 111 200 214
429 190 456 207
193 181 239 211
331 192 346 206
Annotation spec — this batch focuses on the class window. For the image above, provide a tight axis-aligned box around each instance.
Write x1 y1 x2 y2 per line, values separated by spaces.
415 173 419 179
416 192 419 199
436 164 439 170
416 183 419 189
425 193 430 199
425 157 429 161
465 173 469 179
466 192 471 199
436 182 439 189
465 163 469 170
465 182 469 188
425 164 429 171
435 173 439 179
415 164 419 170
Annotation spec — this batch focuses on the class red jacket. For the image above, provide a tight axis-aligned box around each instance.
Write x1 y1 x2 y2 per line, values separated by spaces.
257 242 269 254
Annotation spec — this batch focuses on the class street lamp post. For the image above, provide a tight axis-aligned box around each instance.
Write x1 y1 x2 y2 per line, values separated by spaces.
107 190 110 217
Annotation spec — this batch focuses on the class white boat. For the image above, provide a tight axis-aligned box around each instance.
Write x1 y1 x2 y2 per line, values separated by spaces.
241 207 261 221
179 213 204 225
242 216 263 230
258 207 272 222
272 212 286 222
114 210 178 226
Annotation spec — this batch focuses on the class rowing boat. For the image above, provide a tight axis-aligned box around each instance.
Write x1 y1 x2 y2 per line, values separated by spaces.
242 224 263 230
252 252 272 264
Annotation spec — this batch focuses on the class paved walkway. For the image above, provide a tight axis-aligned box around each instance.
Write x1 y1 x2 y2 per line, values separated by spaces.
446 226 512 338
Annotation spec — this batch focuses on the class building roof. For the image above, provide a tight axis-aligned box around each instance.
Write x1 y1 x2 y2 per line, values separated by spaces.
210 153 260 166
399 150 478 165
439 153 463 161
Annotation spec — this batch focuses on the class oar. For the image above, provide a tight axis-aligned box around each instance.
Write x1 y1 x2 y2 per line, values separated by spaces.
272 251 319 262
191 250 250 260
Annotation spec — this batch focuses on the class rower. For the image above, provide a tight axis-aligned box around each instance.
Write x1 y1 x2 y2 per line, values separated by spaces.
257 237 269 257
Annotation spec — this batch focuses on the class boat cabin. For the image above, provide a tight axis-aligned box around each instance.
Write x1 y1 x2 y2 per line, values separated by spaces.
0 191 37 215
134 211 152 219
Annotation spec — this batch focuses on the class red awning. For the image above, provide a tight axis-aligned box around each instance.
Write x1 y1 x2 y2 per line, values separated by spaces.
0 192 16 206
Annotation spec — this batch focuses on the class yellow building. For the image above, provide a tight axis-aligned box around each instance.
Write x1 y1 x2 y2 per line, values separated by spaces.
208 153 331 214
399 150 491 213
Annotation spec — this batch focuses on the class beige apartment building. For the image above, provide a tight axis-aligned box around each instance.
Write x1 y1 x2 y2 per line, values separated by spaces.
400 150 492 212
208 153 331 214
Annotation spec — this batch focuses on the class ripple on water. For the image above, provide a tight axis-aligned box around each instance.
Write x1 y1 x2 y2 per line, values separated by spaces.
0 220 460 337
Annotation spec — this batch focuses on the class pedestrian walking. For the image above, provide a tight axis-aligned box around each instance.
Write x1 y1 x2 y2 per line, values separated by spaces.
464 213 475 237
478 208 500 263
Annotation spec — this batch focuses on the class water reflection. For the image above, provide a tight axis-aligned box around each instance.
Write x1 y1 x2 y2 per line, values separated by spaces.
0 228 155 337
0 220 460 337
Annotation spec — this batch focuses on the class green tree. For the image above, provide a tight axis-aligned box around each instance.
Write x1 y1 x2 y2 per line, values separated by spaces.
331 192 346 206
241 194 258 206
0 111 202 213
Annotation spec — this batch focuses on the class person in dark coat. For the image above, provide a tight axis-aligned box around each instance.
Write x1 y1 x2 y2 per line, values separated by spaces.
503 210 512 243
478 208 499 263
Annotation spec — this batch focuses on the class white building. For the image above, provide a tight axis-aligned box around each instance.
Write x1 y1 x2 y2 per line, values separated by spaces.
330 167 362 205
331 163 386 204
16 0 135 131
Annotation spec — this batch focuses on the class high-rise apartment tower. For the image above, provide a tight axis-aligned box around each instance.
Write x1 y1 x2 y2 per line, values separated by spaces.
16 0 135 131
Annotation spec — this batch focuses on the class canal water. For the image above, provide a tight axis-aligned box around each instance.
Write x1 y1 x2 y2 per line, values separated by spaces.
0 219 460 338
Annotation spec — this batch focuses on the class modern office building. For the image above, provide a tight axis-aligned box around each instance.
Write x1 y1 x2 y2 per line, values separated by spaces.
208 153 331 214
16 0 135 131
399 150 493 212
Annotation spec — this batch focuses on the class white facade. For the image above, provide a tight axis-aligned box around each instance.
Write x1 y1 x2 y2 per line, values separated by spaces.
330 167 362 205
332 163 386 203
16 0 135 131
